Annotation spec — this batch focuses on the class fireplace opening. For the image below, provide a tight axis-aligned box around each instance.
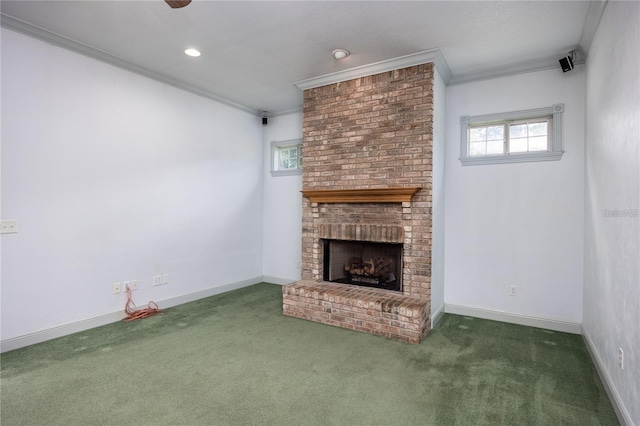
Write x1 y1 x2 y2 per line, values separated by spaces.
323 239 402 292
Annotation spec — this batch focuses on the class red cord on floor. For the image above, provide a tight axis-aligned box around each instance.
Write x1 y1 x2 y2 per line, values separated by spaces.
123 284 164 321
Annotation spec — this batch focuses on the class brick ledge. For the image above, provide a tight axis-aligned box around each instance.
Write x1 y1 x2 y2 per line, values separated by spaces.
282 280 430 344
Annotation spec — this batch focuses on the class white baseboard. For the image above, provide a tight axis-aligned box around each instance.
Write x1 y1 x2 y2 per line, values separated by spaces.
0 276 263 353
0 311 127 353
445 304 582 334
582 332 632 426
431 303 445 329
158 276 263 309
261 275 298 285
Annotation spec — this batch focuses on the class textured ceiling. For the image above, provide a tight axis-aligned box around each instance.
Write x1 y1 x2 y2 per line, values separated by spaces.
1 1 595 115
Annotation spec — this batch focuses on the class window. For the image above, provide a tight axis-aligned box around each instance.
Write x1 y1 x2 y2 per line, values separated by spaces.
460 104 564 165
270 139 302 176
469 119 550 156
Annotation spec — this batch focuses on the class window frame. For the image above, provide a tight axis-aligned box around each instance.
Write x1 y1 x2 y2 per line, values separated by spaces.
270 139 303 177
460 104 564 166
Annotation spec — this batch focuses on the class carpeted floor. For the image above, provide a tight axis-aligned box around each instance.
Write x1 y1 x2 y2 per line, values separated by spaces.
1 283 618 425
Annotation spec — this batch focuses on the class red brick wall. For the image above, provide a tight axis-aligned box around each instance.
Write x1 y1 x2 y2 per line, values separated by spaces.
300 63 434 299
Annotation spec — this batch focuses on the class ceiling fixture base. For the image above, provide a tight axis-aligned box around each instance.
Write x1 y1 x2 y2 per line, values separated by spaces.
332 49 350 60
165 0 192 9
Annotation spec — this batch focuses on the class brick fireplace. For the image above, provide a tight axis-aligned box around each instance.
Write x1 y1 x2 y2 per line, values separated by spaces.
283 63 435 343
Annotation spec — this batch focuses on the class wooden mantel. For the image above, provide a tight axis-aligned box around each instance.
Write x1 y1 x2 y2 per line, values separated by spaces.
301 187 420 204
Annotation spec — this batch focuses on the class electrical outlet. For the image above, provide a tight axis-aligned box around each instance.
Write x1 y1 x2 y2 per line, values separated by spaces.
123 280 130 291
619 348 624 370
163 273 169 285
131 280 139 291
510 286 517 296
113 283 121 294
153 275 162 286
0 219 18 234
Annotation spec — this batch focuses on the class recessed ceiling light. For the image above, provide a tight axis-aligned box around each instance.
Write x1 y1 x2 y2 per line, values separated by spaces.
184 48 201 57
332 49 350 60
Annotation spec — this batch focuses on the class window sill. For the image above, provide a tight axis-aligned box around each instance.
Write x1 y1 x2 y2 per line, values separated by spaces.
270 169 302 177
460 150 564 166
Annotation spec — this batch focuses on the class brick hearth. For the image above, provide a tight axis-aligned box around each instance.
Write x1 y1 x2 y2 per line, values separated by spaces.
283 63 435 343
283 281 429 344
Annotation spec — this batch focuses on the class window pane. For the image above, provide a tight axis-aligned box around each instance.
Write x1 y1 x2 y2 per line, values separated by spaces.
487 140 503 155
529 136 548 151
279 148 298 169
470 127 486 142
469 125 505 156
508 121 548 153
469 142 486 156
486 125 504 141
279 150 289 167
510 138 528 153
510 124 527 138
283 147 299 169
528 122 547 137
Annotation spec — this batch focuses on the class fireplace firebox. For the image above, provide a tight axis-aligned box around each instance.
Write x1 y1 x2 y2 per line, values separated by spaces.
323 239 402 292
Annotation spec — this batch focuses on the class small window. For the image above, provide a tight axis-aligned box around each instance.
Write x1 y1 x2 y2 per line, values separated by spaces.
270 139 302 176
468 118 551 157
460 104 564 166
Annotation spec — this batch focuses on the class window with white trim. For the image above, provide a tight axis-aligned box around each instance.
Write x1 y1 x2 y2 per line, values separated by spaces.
460 104 564 166
270 139 302 176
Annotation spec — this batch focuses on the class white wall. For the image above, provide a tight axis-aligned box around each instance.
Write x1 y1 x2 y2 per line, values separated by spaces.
444 67 585 329
261 112 303 284
583 1 640 424
430 68 446 325
1 29 264 343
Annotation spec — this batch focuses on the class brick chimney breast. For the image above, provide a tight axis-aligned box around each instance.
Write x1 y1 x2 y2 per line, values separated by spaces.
284 63 434 343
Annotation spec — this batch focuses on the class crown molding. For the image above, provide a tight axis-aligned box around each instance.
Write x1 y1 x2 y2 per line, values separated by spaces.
448 49 585 86
1 13 261 116
4 5 605 115
449 0 607 86
268 105 304 117
295 48 452 91
579 0 608 55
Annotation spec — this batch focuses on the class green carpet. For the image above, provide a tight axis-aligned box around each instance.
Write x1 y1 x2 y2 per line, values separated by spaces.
1 283 617 425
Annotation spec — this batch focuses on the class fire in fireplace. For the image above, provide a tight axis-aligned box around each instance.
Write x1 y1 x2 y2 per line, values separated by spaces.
323 239 402 292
